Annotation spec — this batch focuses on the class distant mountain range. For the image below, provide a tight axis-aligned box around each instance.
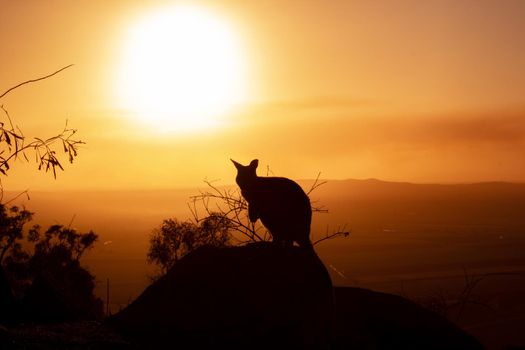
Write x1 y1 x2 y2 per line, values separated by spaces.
6 178 525 230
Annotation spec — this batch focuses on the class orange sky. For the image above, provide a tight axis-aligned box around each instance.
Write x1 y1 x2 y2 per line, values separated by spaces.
1 0 524 190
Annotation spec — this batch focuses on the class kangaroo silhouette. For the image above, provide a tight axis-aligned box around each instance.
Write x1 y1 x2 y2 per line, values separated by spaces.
231 159 312 248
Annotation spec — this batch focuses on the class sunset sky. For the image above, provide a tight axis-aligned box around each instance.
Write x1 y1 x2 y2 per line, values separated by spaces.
1 0 524 190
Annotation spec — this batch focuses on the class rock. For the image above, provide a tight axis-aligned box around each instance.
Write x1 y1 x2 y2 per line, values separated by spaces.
109 242 483 349
333 286 483 349
109 242 334 349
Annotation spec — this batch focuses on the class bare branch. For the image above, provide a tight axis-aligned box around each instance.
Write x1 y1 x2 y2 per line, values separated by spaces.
313 225 350 246
0 64 74 100
188 174 349 247
415 269 525 322
307 172 329 214
307 172 328 195
3 190 30 205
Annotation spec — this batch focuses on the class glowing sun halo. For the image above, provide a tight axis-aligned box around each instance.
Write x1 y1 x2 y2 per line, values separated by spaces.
116 5 247 132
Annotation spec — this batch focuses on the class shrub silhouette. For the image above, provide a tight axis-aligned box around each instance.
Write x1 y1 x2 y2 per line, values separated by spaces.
0 66 92 324
0 205 33 265
147 213 231 275
1 206 102 322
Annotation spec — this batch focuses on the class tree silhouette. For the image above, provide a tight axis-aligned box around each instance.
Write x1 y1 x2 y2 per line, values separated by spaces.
147 214 231 276
0 204 33 323
0 206 102 321
0 205 33 265
0 66 101 323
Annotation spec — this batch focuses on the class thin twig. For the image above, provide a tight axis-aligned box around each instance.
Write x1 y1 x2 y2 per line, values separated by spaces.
3 189 30 205
307 172 327 195
67 214 77 229
313 229 350 246
1 105 16 131
0 64 74 100
189 173 349 246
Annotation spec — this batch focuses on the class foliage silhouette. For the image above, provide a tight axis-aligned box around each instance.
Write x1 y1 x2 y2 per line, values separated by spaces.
0 205 33 265
147 214 231 276
0 67 100 323
0 64 82 198
1 205 102 322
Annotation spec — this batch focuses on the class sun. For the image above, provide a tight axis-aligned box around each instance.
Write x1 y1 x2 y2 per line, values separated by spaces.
115 5 247 132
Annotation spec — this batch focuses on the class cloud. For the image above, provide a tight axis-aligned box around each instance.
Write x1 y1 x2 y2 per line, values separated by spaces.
245 96 525 150
283 111 525 152
401 113 525 145
230 109 525 180
261 95 372 111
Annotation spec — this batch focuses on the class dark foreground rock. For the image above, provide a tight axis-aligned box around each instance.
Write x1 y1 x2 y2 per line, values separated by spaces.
2 243 483 349
108 243 482 349
0 321 130 349
109 242 334 349
333 287 483 349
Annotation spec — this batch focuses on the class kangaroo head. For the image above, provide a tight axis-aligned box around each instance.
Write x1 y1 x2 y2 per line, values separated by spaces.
231 159 258 187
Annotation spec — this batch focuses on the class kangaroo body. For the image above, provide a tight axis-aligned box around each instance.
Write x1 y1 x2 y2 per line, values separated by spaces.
231 159 312 248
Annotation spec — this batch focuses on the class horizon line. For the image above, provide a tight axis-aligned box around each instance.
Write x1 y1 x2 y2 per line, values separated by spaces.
4 178 525 193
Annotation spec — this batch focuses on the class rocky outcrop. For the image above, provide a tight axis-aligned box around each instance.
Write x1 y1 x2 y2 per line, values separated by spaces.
109 243 483 349
110 242 333 349
333 287 483 349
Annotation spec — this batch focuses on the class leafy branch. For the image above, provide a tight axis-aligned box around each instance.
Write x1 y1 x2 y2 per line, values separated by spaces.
0 65 83 199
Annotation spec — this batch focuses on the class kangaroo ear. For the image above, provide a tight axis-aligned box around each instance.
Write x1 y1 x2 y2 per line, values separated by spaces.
230 159 242 170
250 159 259 169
